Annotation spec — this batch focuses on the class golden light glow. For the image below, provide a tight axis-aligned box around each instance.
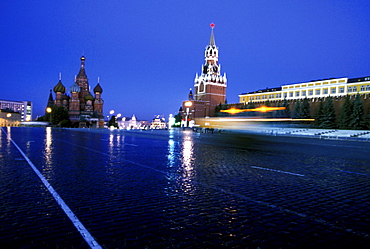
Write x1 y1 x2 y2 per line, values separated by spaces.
220 106 286 114
220 108 245 114
184 101 193 107
46 107 52 113
6 113 11 117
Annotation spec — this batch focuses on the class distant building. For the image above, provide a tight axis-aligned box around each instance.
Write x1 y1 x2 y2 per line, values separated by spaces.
237 76 370 120
0 109 21 127
150 115 167 129
239 76 370 104
181 24 227 126
117 115 149 129
47 55 104 128
0 99 32 121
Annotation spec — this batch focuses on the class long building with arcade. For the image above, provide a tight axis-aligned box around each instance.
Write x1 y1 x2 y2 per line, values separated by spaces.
239 76 370 104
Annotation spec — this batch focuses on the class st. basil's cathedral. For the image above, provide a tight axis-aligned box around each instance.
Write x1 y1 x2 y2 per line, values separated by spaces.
47 55 104 128
181 23 227 126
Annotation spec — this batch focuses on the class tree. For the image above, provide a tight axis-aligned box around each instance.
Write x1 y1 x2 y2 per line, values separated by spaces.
349 94 365 130
300 97 311 119
173 113 182 127
292 100 301 119
108 115 118 128
320 96 336 128
280 98 290 118
51 106 70 126
214 103 223 117
315 99 324 127
338 95 352 129
246 102 256 117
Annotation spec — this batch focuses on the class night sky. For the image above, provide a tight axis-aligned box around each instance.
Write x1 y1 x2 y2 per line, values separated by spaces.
1 0 370 121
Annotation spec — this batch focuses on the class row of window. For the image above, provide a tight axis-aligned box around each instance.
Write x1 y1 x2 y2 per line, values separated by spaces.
245 85 370 101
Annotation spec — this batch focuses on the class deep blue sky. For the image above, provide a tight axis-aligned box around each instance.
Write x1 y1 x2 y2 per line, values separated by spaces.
1 0 370 121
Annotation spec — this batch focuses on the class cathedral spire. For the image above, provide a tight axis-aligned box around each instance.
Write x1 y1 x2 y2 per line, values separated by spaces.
77 55 87 78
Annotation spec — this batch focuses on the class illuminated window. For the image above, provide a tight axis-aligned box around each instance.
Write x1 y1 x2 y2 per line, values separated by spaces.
360 85 364 91
302 91 306 96
366 85 370 91
323 89 328 94
309 90 313 96
296 91 300 97
284 93 287 98
331 88 336 94
353 86 357 92
316 89 320 95
348 87 352 92
339 87 344 93
289 92 293 97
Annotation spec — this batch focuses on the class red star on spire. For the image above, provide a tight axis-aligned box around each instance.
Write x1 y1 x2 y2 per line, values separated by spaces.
210 23 215 29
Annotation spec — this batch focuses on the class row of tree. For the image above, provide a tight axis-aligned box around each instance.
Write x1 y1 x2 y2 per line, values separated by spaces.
214 94 370 130
37 106 74 127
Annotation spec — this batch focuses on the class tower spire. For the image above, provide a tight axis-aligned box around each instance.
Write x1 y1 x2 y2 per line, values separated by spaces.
209 23 216 46
77 54 87 78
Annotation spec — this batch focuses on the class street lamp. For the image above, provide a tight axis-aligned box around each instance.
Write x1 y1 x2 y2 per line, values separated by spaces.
184 101 193 127
46 107 52 124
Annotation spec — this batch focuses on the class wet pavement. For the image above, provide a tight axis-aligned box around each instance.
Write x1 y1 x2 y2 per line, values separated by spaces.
1 127 370 248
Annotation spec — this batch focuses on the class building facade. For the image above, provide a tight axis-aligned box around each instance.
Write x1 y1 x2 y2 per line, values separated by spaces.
0 99 32 121
239 76 370 104
0 109 21 127
48 55 104 128
181 24 227 126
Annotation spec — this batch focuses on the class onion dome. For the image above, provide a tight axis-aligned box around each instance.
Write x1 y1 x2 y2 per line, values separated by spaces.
84 92 94 101
53 80 66 93
69 82 81 93
93 83 103 93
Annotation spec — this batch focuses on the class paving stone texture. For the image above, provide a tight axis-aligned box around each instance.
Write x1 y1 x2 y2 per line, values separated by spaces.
1 127 370 248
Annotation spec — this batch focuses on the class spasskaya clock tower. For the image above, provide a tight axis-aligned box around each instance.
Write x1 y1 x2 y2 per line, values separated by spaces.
194 23 227 110
181 23 228 126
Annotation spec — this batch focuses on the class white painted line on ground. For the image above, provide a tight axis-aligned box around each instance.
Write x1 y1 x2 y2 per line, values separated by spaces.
251 166 305 177
337 169 369 176
1 128 101 249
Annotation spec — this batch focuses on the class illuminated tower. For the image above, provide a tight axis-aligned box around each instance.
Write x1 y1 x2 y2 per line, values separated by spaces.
76 55 89 111
194 23 227 111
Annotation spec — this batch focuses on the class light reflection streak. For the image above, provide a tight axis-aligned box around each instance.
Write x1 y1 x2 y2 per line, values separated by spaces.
42 127 53 181
167 139 175 168
6 127 11 149
179 131 195 194
106 132 126 176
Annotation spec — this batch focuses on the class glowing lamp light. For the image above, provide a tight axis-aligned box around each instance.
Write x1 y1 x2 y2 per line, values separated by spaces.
220 108 245 114
184 101 193 107
46 107 52 113
6 113 11 117
252 106 286 112
109 110 114 115
220 106 286 114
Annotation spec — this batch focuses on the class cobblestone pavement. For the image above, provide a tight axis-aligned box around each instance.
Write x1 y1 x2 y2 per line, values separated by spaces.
1 127 370 248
